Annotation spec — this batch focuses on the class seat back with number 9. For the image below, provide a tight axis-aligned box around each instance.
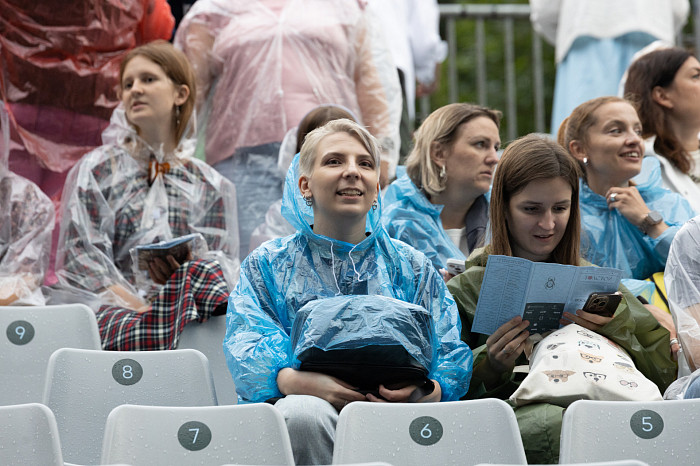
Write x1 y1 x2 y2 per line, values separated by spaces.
1 304 101 406
560 399 700 464
332 399 527 465
43 348 217 465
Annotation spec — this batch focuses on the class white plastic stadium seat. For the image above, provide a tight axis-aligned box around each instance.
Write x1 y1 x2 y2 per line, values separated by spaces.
0 402 64 466
560 399 700 465
177 314 238 405
0 304 101 406
332 399 527 465
43 348 217 465
101 403 294 466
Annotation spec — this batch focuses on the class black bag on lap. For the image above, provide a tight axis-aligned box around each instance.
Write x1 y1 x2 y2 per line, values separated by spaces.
291 295 436 400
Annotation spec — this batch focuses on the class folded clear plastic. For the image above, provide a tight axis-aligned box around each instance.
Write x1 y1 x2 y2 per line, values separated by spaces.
580 156 696 280
0 106 54 305
55 108 239 309
290 295 436 373
224 154 472 403
0 0 174 173
665 215 700 373
173 0 401 174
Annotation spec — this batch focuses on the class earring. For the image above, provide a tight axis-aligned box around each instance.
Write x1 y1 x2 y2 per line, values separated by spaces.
304 196 313 207
372 199 378 211
439 164 447 182
583 157 588 166
175 106 181 126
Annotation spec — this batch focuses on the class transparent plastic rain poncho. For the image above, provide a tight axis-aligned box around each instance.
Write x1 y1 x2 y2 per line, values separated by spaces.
666 215 700 374
0 106 54 305
382 174 489 271
224 154 473 403
0 0 174 172
173 0 401 175
579 156 696 280
55 108 240 310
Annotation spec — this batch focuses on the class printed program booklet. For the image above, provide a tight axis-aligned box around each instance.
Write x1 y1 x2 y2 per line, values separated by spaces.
471 255 623 335
134 233 198 271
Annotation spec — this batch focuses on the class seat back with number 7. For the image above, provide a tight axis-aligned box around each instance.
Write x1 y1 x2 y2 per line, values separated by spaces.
101 403 294 465
332 399 527 465
43 348 217 465
560 399 700 465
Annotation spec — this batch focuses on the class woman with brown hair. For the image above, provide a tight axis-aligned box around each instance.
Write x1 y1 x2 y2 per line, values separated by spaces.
447 134 675 463
382 103 501 278
558 96 695 284
55 40 239 350
624 47 700 211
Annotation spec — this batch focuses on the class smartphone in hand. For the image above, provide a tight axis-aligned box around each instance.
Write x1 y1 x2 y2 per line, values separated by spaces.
446 258 466 276
582 291 622 318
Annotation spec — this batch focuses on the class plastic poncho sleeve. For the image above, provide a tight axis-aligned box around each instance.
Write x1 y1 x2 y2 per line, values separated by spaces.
224 249 293 403
580 170 696 280
359 6 402 175
665 215 700 373
57 149 138 298
0 174 54 305
404 246 473 400
448 249 677 398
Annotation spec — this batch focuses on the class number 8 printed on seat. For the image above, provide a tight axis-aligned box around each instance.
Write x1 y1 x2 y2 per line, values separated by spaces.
42 348 217 465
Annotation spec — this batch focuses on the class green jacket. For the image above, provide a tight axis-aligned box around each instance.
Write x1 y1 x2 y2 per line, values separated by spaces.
447 248 677 400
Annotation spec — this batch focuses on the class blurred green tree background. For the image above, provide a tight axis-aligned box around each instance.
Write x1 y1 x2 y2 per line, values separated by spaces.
427 0 556 140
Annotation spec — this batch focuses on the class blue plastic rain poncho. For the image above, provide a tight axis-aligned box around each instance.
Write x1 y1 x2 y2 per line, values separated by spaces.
224 154 473 403
382 174 488 271
580 156 696 281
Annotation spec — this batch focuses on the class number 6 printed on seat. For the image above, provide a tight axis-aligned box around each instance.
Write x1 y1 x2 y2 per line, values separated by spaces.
43 348 217 465
332 399 527 465
560 399 700 465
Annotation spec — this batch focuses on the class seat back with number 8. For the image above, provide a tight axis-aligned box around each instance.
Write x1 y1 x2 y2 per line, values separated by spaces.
1 304 101 406
560 399 700 464
332 399 527 465
43 348 217 465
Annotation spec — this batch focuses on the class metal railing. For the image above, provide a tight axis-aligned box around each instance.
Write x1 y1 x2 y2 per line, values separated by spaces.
428 3 700 141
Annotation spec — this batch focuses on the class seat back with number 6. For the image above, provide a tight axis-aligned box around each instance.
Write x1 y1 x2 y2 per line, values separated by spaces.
101 403 294 465
332 399 527 465
43 348 217 465
1 304 101 406
560 399 700 465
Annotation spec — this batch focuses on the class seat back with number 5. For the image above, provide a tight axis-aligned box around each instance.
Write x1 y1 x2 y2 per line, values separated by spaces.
43 348 217 465
332 399 527 465
560 399 700 464
101 403 294 465
1 304 101 406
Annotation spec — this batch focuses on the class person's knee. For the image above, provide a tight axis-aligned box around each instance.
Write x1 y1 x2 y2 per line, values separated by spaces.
276 394 338 435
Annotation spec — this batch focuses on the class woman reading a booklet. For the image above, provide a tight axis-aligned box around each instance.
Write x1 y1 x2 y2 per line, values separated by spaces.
55 41 239 350
224 119 472 465
447 134 676 464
